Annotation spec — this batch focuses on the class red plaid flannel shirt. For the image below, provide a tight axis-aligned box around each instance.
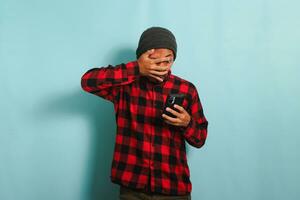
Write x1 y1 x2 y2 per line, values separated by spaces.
81 61 208 195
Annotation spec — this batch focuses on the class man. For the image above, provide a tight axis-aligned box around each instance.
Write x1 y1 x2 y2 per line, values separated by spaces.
81 27 208 200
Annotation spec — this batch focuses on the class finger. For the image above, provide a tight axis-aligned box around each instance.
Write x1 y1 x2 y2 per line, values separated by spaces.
148 74 163 82
150 65 169 71
156 59 173 66
162 114 181 123
164 120 179 126
174 104 185 113
165 107 182 118
152 57 172 64
149 70 169 76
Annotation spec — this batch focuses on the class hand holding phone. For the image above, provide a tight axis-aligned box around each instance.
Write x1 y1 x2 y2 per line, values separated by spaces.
163 94 185 118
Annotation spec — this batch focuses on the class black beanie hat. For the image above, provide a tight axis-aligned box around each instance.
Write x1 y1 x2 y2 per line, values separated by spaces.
136 27 177 60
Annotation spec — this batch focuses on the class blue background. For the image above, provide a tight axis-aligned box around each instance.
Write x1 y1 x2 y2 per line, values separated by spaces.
0 0 299 200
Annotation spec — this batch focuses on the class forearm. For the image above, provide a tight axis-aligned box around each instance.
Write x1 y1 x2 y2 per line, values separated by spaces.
81 61 140 92
81 61 140 102
182 87 208 148
182 118 208 148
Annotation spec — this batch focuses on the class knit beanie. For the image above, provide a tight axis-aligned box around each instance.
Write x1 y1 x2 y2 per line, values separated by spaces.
136 27 177 60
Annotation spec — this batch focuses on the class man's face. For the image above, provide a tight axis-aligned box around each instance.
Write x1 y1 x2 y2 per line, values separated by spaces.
149 48 174 80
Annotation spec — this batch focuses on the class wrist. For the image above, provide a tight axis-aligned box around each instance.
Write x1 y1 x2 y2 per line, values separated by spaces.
181 118 192 129
136 60 146 76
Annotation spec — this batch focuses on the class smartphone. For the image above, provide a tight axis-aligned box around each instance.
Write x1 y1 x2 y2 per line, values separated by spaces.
163 94 185 118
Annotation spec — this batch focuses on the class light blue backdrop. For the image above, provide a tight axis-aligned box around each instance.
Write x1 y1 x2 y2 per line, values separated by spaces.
0 0 299 200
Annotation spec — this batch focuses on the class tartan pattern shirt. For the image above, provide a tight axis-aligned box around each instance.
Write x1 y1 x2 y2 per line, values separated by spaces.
81 61 208 195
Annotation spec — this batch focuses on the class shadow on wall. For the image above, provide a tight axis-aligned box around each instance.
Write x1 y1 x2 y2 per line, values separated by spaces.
37 48 137 200
45 90 119 200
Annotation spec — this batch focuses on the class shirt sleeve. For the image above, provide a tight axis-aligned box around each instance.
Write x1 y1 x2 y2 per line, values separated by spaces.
81 61 140 102
181 86 208 148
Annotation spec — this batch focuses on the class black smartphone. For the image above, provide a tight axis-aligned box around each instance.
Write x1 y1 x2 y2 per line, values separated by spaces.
163 94 185 118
